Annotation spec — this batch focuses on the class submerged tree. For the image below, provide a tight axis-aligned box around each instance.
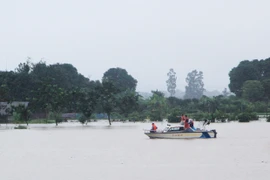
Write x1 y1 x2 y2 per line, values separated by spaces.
148 90 167 121
184 70 205 99
100 68 139 125
166 68 177 97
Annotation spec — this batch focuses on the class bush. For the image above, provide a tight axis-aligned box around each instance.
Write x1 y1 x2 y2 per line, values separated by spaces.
167 108 182 123
267 116 270 122
237 112 258 122
190 112 213 122
227 113 237 121
213 110 228 122
78 114 87 124
14 125 27 129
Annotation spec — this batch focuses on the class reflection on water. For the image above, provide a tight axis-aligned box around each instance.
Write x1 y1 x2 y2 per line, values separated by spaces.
0 121 270 180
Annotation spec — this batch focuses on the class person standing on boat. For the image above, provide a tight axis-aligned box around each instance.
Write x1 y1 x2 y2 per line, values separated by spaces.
180 114 185 125
150 123 158 132
184 115 190 129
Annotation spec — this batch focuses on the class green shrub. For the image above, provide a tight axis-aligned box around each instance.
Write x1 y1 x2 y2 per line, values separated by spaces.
128 111 147 122
167 108 182 123
213 110 228 122
14 125 27 129
237 112 258 122
78 114 87 124
111 112 123 120
267 116 270 122
227 113 237 121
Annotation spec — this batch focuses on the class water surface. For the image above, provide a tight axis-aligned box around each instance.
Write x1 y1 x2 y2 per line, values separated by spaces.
0 121 269 180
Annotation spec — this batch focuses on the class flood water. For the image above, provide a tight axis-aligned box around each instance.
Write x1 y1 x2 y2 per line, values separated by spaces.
0 120 270 180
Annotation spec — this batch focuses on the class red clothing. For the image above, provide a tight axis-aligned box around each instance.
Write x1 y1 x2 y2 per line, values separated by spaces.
184 119 190 129
152 124 157 130
181 115 185 122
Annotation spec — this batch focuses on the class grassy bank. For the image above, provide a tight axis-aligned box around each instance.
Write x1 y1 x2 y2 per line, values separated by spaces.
29 119 55 124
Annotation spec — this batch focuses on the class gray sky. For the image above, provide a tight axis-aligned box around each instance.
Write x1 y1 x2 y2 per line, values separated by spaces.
1 0 270 92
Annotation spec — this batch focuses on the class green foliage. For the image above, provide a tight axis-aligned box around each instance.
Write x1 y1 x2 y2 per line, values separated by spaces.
115 90 140 118
99 81 118 125
167 108 181 123
78 114 87 124
49 112 62 126
148 91 167 121
184 70 205 99
242 80 264 102
237 112 258 122
12 112 21 124
262 79 270 99
111 112 123 120
267 116 270 122
128 111 147 122
229 58 270 97
227 113 238 121
30 119 55 124
213 110 228 122
190 112 211 121
102 67 137 91
166 68 177 97
11 104 31 125
77 82 101 120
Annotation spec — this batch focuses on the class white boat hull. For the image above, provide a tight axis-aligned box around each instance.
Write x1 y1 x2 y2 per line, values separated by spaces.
144 130 217 139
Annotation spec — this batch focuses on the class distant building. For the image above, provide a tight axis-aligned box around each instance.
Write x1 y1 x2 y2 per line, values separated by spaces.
0 102 29 115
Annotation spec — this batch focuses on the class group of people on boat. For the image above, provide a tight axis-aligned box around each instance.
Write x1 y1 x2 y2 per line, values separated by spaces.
150 113 196 132
180 114 196 131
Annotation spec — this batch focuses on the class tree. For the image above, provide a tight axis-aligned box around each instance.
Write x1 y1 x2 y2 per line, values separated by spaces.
100 68 138 125
11 104 31 126
242 80 264 102
99 80 119 125
262 79 270 99
228 59 266 96
184 70 205 99
103 68 137 91
222 88 230 97
166 68 177 97
115 90 140 120
148 90 167 121
77 81 101 125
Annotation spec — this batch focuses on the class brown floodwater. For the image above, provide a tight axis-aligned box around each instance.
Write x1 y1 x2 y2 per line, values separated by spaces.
0 120 270 180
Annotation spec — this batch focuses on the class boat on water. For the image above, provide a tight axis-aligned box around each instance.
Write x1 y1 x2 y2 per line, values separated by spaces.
144 120 217 139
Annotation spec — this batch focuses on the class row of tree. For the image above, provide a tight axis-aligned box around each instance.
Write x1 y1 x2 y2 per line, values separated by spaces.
0 60 140 125
166 68 205 99
1 57 270 125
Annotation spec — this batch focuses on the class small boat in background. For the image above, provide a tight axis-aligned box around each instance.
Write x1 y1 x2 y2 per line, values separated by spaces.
144 120 217 139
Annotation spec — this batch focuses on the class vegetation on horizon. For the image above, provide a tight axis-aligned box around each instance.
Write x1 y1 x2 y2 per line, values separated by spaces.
1 57 270 125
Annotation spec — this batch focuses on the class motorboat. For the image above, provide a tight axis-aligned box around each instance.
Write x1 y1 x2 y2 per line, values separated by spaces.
144 120 217 139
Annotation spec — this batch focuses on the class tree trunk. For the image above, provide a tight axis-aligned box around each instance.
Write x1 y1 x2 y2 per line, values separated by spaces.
108 113 111 125
55 120 58 126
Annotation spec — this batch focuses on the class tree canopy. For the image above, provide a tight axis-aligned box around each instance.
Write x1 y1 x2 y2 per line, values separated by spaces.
166 68 177 97
184 70 205 99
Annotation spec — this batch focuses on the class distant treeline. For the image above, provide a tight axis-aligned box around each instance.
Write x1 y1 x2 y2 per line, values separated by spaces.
0 57 270 125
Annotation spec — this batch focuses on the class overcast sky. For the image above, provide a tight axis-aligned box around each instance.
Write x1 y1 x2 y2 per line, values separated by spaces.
1 0 270 92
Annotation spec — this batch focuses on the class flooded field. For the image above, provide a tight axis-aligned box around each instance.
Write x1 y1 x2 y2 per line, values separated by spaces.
0 120 270 180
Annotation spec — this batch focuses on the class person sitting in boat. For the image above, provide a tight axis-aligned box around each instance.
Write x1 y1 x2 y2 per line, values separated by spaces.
189 119 196 130
184 115 190 129
150 123 158 133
